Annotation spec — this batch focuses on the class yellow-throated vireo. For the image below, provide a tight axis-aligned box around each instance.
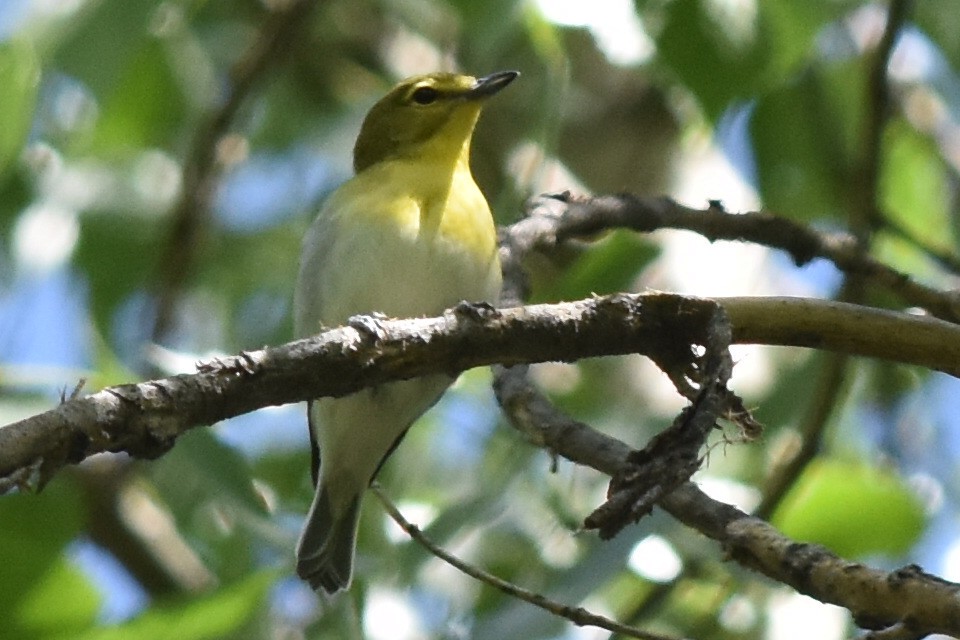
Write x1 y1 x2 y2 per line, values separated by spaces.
294 70 518 593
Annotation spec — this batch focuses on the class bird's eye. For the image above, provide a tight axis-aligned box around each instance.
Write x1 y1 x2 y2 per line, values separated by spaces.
411 86 439 105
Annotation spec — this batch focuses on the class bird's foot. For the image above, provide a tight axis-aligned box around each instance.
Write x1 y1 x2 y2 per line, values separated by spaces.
347 312 390 343
452 300 499 323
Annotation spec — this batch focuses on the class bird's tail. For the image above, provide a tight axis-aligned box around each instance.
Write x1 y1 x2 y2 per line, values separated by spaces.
296 484 361 594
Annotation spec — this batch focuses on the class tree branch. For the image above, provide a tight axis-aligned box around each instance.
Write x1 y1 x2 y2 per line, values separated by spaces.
3 293 959 492
492 364 960 638
664 486 960 637
493 168 960 636
532 193 960 324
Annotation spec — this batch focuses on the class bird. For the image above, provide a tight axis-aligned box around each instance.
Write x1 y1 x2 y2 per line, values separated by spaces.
293 70 518 593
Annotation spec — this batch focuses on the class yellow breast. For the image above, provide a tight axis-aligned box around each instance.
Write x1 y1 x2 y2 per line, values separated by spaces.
300 156 501 327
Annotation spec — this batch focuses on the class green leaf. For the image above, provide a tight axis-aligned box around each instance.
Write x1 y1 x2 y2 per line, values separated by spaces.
759 0 853 77
772 458 927 558
14 559 100 637
0 480 85 588
657 0 768 120
0 480 90 636
150 428 266 520
750 61 865 221
69 571 278 640
879 118 953 249
74 211 164 342
914 0 960 71
657 0 858 121
532 230 658 303
147 429 270 582
0 38 40 176
92 39 187 152
51 0 158 101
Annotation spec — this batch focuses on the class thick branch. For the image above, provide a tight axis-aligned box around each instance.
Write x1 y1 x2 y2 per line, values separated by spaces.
719 296 960 376
0 294 718 488
493 366 960 637
4 293 960 490
662 486 960 636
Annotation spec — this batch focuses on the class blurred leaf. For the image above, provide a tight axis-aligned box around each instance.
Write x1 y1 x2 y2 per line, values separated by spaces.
533 230 658 303
759 0 853 77
0 38 40 176
150 428 266 519
772 458 927 558
657 0 857 122
521 2 566 68
147 429 269 582
51 0 158 101
864 361 926 410
15 559 99 637
389 490 505 584
450 0 527 66
751 61 865 221
198 225 303 347
73 212 163 340
0 480 84 588
253 450 310 508
0 480 88 635
657 0 768 121
92 39 187 152
473 529 638 640
879 118 953 249
0 168 31 237
70 570 277 640
914 0 960 70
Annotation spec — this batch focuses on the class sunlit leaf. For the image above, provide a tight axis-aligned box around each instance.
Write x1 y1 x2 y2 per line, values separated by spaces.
69 571 277 640
879 118 952 249
0 38 40 176
0 481 88 635
772 458 927 558
92 40 187 152
15 559 100 637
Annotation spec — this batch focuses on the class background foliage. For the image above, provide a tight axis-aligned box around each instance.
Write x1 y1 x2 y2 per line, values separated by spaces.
1 0 959 638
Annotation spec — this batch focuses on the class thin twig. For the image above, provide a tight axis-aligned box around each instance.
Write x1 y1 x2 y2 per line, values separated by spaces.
545 194 960 323
371 486 683 640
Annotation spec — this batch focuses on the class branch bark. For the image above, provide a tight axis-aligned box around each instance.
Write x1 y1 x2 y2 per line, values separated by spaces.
3 293 959 492
493 365 960 638
533 192 960 324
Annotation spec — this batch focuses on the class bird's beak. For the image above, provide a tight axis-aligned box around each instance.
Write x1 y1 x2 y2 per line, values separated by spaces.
466 70 519 99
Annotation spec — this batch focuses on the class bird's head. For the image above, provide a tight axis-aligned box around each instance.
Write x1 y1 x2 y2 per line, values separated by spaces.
352 70 518 173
